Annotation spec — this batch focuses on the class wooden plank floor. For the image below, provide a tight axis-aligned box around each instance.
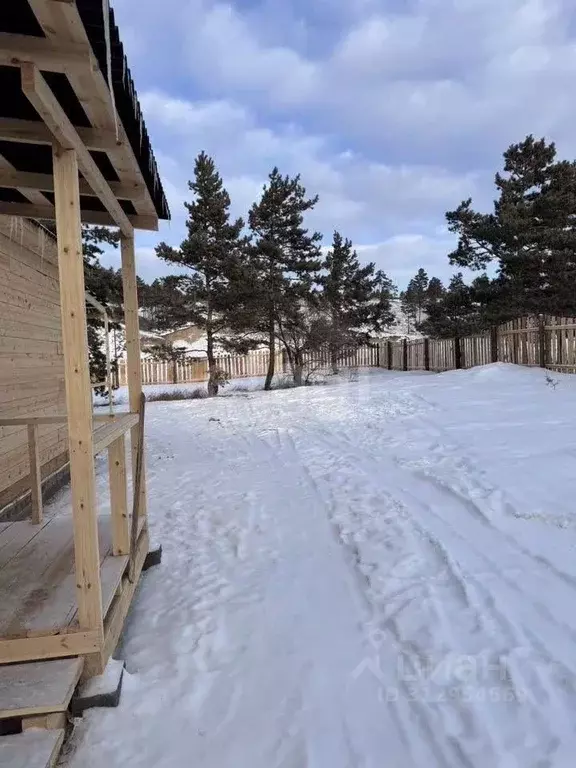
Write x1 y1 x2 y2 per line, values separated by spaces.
0 516 128 639
0 729 64 768
0 657 83 719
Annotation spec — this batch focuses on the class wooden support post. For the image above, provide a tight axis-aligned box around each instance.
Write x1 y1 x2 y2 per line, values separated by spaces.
402 338 408 371
376 343 381 368
27 423 43 524
129 394 146 582
424 338 430 372
108 435 129 556
538 314 547 369
121 236 147 519
52 146 103 636
454 335 462 369
387 340 393 370
490 326 499 363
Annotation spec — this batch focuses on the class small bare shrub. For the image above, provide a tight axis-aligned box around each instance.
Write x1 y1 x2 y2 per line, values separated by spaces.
545 374 559 390
146 388 208 402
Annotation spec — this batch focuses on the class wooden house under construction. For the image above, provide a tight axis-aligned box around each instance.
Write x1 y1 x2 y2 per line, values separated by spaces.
0 2 170 765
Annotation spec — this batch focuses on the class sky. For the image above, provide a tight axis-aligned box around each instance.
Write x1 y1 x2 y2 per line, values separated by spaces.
104 0 576 289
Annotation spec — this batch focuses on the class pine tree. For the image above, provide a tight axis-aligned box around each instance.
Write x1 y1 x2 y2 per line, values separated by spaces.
426 276 445 306
321 231 396 372
140 275 197 333
155 152 245 396
246 168 323 388
446 135 576 318
419 273 475 338
402 268 429 328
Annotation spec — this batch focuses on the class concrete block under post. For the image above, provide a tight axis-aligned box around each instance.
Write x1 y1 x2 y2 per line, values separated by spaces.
143 544 162 571
71 659 125 716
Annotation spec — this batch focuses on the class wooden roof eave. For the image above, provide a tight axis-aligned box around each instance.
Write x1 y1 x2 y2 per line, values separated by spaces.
0 1 164 232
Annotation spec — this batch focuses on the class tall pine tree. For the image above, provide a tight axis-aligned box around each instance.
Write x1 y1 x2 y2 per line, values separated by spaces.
155 152 245 396
401 268 429 329
446 135 576 318
419 273 476 338
247 168 323 389
321 231 396 372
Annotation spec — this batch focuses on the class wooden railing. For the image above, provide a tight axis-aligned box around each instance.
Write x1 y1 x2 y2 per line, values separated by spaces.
0 413 138 555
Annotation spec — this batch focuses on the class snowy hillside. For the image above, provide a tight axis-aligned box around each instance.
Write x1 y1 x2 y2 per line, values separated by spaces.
384 298 424 339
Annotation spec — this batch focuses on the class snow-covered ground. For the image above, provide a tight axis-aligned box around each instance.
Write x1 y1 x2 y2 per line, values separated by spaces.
66 364 576 767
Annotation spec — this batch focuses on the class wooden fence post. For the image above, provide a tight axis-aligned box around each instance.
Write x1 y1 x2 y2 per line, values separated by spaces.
490 326 499 363
172 357 178 384
538 314 547 368
424 338 430 371
402 338 408 371
376 343 381 368
387 340 393 370
454 336 462 369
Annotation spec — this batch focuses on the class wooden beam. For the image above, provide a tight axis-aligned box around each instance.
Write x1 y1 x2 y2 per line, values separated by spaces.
121 236 147 520
52 145 103 636
27 424 43 525
0 31 91 72
22 712 67 731
0 168 146 202
0 117 121 151
0 630 100 664
0 416 67 427
108 435 129 556
22 64 134 237
83 528 148 678
0 153 52 209
0 202 158 231
92 413 139 455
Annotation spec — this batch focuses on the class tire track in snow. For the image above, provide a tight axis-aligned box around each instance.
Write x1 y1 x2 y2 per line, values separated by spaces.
276 426 488 767
288 416 576 766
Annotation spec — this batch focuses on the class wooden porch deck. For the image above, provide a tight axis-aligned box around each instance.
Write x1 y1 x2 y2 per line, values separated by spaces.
0 517 128 641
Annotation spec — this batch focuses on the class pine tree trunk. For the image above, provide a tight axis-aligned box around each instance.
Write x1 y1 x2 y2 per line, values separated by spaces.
330 310 340 374
264 309 275 391
206 307 219 397
330 346 339 375
293 352 304 387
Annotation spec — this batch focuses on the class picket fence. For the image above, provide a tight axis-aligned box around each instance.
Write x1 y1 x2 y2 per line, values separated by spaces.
118 345 380 386
117 316 576 386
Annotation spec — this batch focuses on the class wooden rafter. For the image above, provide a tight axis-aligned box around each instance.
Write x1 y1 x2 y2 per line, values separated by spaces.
22 63 134 237
0 31 92 72
26 0 159 220
0 117 121 151
0 201 158 231
0 168 146 202
0 154 53 208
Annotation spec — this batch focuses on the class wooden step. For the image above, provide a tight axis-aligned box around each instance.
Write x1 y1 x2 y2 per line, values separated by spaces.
0 728 64 768
0 657 83 720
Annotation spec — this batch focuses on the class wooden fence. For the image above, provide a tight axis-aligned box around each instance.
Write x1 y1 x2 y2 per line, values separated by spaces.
118 345 380 386
117 316 576 386
379 316 576 373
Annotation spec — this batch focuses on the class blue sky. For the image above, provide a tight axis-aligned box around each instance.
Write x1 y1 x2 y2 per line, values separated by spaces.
105 0 576 288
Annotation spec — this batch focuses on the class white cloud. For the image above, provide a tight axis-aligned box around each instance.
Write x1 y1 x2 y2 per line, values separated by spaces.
183 2 318 106
110 0 576 288
173 0 576 164
141 90 481 275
